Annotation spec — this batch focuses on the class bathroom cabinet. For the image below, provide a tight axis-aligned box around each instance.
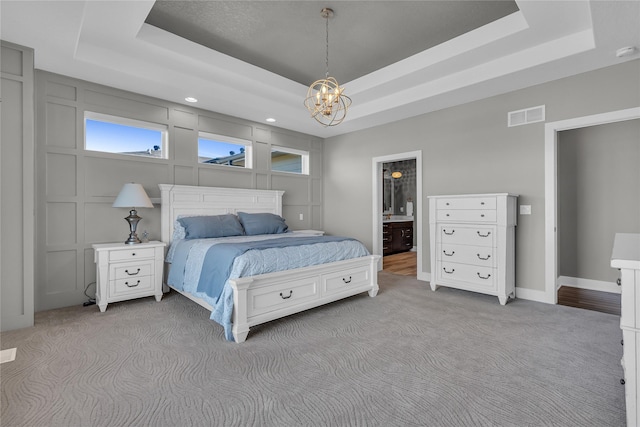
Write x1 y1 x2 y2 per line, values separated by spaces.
383 221 413 256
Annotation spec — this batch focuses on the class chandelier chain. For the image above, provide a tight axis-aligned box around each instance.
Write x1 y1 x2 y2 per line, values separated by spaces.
325 14 329 78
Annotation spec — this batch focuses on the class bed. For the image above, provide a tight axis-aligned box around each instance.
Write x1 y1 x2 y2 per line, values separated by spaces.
159 184 380 343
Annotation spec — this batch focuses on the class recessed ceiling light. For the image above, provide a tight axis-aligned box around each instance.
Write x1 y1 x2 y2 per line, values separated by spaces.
265 118 276 123
185 97 198 103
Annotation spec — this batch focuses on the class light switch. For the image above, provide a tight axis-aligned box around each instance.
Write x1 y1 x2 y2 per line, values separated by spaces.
299 213 304 220
520 205 532 215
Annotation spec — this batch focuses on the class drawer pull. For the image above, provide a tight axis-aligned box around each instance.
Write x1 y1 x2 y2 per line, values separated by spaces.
125 280 140 288
477 254 491 261
477 272 491 280
443 250 455 256
132 253 136 256
446 214 450 217
279 290 293 299
446 202 450 206
443 229 455 235
617 278 621 286
480 214 485 218
480 202 485 205
443 268 455 274
477 231 491 237
342 276 352 284
125 268 141 276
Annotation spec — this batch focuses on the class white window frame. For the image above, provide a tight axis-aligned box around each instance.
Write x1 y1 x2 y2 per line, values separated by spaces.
270 145 309 175
198 132 253 169
84 111 168 159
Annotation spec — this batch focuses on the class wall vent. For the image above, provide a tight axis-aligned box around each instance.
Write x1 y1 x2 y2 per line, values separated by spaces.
508 105 545 127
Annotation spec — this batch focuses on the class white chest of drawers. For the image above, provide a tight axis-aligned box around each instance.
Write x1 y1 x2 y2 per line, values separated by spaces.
92 241 166 312
428 193 518 305
611 233 640 427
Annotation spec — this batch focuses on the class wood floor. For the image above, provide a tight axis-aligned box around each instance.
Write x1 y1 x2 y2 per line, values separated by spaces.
383 251 417 276
557 286 621 316
383 252 620 316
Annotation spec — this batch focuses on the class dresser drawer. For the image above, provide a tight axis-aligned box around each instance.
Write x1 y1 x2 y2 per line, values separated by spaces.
438 261 497 290
322 266 371 296
438 244 495 267
110 275 154 298
112 262 152 280
437 209 496 223
436 196 497 210
109 247 155 262
248 277 319 317
439 226 495 247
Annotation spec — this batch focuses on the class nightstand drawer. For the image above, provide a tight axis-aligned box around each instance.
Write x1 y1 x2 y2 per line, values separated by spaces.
109 247 155 261
110 275 154 297
112 262 152 280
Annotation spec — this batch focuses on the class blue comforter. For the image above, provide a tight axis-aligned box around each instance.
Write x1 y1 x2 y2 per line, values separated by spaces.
167 233 370 340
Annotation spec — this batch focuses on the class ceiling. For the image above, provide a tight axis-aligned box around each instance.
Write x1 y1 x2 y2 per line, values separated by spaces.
1 1 639 139
144 1 519 85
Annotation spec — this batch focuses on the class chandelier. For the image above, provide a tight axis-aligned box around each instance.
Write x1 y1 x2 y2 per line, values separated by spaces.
304 8 351 127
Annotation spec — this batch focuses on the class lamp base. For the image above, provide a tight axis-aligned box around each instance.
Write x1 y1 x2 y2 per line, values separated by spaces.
124 235 142 245
123 209 142 245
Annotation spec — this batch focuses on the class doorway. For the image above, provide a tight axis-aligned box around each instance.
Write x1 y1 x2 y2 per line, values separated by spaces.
544 107 640 304
372 151 425 281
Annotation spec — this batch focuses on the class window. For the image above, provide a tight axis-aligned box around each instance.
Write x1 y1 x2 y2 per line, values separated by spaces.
198 133 252 168
84 112 167 159
271 146 309 175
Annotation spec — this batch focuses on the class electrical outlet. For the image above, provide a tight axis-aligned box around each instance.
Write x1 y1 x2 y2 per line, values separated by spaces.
519 205 532 215
299 213 304 221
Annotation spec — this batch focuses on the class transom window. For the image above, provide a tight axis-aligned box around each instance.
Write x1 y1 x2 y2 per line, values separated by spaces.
271 146 309 175
84 112 167 159
198 133 252 168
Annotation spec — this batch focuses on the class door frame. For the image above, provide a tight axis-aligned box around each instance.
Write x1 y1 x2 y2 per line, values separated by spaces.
372 150 426 281
544 107 640 304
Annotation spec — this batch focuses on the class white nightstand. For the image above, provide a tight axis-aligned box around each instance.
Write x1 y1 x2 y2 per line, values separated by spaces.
92 241 166 312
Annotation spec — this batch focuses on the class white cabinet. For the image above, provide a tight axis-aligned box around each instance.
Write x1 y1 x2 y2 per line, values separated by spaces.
429 193 518 305
93 241 166 312
611 233 640 427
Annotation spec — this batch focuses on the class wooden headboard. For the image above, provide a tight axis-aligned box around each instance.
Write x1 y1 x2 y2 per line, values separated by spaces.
158 184 285 243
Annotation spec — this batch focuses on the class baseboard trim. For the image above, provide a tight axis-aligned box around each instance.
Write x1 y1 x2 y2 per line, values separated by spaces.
516 287 551 304
557 276 620 294
418 271 430 282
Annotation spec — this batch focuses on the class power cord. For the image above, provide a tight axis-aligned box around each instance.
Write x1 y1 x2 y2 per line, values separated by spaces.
83 281 96 307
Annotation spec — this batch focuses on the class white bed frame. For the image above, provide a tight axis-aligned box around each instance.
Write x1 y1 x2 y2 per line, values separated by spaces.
159 184 380 343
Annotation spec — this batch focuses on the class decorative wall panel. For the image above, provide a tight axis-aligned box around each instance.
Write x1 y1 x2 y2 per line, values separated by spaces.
35 69 323 311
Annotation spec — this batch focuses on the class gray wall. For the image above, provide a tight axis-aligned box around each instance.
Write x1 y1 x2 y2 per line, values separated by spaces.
558 119 640 283
1 41 35 331
35 71 323 311
323 60 640 292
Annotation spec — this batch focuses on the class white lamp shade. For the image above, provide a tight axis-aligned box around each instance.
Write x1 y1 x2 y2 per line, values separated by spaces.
112 183 153 208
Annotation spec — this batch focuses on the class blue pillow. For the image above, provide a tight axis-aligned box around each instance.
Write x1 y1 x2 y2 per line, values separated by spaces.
177 214 244 239
237 212 289 235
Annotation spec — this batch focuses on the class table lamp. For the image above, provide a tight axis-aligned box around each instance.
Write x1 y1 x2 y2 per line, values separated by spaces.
112 183 154 244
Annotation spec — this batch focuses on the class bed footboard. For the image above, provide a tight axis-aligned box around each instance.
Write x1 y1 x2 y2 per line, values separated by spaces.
229 254 380 343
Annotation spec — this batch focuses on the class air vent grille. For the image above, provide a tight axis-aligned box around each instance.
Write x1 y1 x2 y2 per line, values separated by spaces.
508 105 545 127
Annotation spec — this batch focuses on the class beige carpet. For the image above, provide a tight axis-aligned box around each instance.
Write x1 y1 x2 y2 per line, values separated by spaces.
1 272 625 426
